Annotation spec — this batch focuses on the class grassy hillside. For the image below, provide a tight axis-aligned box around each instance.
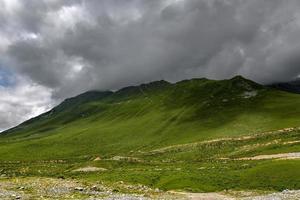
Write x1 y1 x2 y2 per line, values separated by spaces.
1 76 300 161
1 76 300 195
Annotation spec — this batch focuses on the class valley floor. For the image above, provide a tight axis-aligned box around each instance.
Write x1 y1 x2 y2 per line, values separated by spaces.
1 127 300 199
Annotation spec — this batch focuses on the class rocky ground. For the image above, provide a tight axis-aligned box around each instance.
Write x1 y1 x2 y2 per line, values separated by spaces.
0 177 183 200
242 190 300 200
1 177 300 200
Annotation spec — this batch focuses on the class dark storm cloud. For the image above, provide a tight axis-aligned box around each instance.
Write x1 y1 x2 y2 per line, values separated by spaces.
3 0 300 99
1 0 300 130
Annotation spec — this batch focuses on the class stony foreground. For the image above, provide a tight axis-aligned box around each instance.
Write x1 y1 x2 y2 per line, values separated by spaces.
0 177 181 200
0 177 300 200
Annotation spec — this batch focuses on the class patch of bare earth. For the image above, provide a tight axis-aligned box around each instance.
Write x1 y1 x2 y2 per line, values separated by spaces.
237 152 300 160
72 166 108 172
108 156 142 162
181 192 234 200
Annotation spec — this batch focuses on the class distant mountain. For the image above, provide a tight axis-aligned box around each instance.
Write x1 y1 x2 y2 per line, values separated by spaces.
269 79 300 94
1 75 300 161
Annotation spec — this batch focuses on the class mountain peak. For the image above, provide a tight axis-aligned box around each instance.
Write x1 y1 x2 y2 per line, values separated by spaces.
115 80 171 97
230 75 249 81
140 80 171 89
228 75 263 90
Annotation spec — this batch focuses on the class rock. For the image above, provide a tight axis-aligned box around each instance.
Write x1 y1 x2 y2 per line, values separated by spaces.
74 187 84 191
91 185 99 191
57 175 65 179
112 189 119 193
93 157 101 161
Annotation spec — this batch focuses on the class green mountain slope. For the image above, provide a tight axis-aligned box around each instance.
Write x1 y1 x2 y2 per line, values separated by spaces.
1 76 300 161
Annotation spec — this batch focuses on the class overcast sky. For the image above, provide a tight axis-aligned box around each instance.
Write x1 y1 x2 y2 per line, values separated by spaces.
1 0 300 131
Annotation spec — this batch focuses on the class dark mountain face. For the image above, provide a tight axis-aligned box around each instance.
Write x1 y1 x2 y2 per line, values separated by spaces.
270 79 300 94
52 91 114 113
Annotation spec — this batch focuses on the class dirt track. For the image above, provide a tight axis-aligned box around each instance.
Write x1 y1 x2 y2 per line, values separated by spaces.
237 152 300 160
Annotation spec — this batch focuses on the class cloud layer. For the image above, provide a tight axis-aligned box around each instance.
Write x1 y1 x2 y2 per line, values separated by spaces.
1 0 300 130
0 76 53 131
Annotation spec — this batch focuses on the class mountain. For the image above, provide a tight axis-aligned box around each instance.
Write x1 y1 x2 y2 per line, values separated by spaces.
1 75 300 161
270 79 300 94
1 75 300 193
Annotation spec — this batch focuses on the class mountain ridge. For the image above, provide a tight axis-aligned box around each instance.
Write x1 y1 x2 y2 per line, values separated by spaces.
1 75 260 134
270 79 300 94
0 75 300 162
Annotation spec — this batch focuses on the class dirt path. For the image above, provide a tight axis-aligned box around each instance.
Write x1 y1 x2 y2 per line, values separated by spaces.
147 127 299 154
237 152 300 160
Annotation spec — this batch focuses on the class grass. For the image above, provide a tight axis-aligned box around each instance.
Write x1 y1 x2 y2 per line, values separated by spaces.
0 76 300 193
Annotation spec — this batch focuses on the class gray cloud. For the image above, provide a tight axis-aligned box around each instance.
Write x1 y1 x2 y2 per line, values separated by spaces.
0 75 53 131
1 0 300 130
